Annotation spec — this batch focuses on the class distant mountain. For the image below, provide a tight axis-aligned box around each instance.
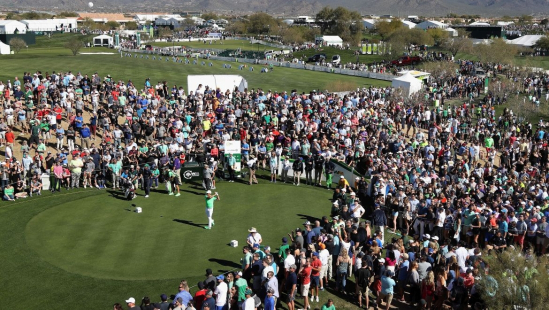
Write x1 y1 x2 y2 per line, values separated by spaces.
1 0 549 16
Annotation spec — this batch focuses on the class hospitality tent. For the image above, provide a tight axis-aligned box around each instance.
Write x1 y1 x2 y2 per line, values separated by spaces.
93 34 113 47
187 75 248 95
0 40 10 54
507 35 544 47
392 72 423 96
315 35 343 47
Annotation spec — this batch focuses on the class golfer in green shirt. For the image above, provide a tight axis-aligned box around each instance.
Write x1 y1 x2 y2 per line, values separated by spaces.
204 190 220 230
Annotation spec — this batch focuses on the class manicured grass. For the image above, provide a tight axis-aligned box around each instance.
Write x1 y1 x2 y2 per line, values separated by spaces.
1 176 372 309
1 49 389 92
151 39 266 51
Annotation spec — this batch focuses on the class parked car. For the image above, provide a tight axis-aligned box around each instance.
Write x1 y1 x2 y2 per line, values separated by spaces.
390 55 422 66
307 53 327 63
474 68 486 78
331 55 341 65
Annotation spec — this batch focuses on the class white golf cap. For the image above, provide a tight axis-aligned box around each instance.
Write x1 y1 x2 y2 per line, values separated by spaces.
206 190 211 194
125 297 136 304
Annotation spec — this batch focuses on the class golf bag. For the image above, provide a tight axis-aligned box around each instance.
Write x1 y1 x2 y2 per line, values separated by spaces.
123 180 136 200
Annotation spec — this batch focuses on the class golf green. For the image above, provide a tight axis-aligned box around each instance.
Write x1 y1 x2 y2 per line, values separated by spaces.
24 182 332 282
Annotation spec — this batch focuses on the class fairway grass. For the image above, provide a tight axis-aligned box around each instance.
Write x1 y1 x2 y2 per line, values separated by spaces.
1 49 389 92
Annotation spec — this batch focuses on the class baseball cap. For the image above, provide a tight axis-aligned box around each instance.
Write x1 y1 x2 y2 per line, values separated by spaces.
125 297 136 304
290 264 297 269
206 290 213 296
217 275 225 280
237 271 243 276
282 237 288 244
253 243 260 248
160 294 167 301
206 190 211 194
245 289 253 295
176 297 183 304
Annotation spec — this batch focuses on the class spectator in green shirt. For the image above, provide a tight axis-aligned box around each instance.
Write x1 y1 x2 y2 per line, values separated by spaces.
321 299 336 310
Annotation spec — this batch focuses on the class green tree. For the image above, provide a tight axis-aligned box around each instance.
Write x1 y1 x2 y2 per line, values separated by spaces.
124 21 138 30
82 18 96 30
518 14 533 24
9 37 26 54
426 28 448 46
106 21 120 30
534 36 549 51
442 36 473 57
225 21 247 35
64 37 83 56
57 11 79 17
246 13 279 35
375 19 405 40
158 27 173 38
478 249 549 310
201 13 219 21
314 6 363 45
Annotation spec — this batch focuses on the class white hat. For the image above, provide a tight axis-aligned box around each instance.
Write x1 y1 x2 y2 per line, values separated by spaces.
340 175 344 179
350 192 356 196
432 236 439 240
125 297 136 304
206 190 211 194
424 234 430 239
248 227 257 233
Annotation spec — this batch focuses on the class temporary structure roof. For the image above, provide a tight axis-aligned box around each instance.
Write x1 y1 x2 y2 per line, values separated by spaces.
507 35 544 47
392 72 423 96
187 75 248 95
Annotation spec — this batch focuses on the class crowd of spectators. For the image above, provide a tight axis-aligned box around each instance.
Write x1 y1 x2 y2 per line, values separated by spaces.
2 50 549 309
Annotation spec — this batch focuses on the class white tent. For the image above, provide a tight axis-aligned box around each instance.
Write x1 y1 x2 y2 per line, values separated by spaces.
315 35 343 47
0 20 27 34
507 35 544 47
392 72 423 96
0 41 10 55
93 34 113 47
187 75 248 95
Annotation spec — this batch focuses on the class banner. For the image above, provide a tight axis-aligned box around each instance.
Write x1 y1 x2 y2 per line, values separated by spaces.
224 140 242 171
136 32 141 46
361 43 367 54
114 33 119 47
484 77 489 93
367 44 372 55
372 43 378 55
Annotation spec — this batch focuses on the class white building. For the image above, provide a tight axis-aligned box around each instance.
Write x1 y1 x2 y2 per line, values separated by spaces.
0 20 27 34
21 18 77 32
416 20 448 30
402 20 416 29
315 35 343 47
362 19 377 29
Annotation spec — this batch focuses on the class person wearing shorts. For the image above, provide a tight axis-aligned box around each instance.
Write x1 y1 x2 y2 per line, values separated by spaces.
309 253 322 303
300 260 312 310
285 264 297 310
377 270 396 310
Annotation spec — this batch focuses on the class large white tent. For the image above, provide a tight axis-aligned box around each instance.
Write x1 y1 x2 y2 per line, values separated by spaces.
93 34 113 47
0 20 27 34
0 41 11 55
187 75 248 95
507 35 544 47
392 72 423 96
315 35 343 47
